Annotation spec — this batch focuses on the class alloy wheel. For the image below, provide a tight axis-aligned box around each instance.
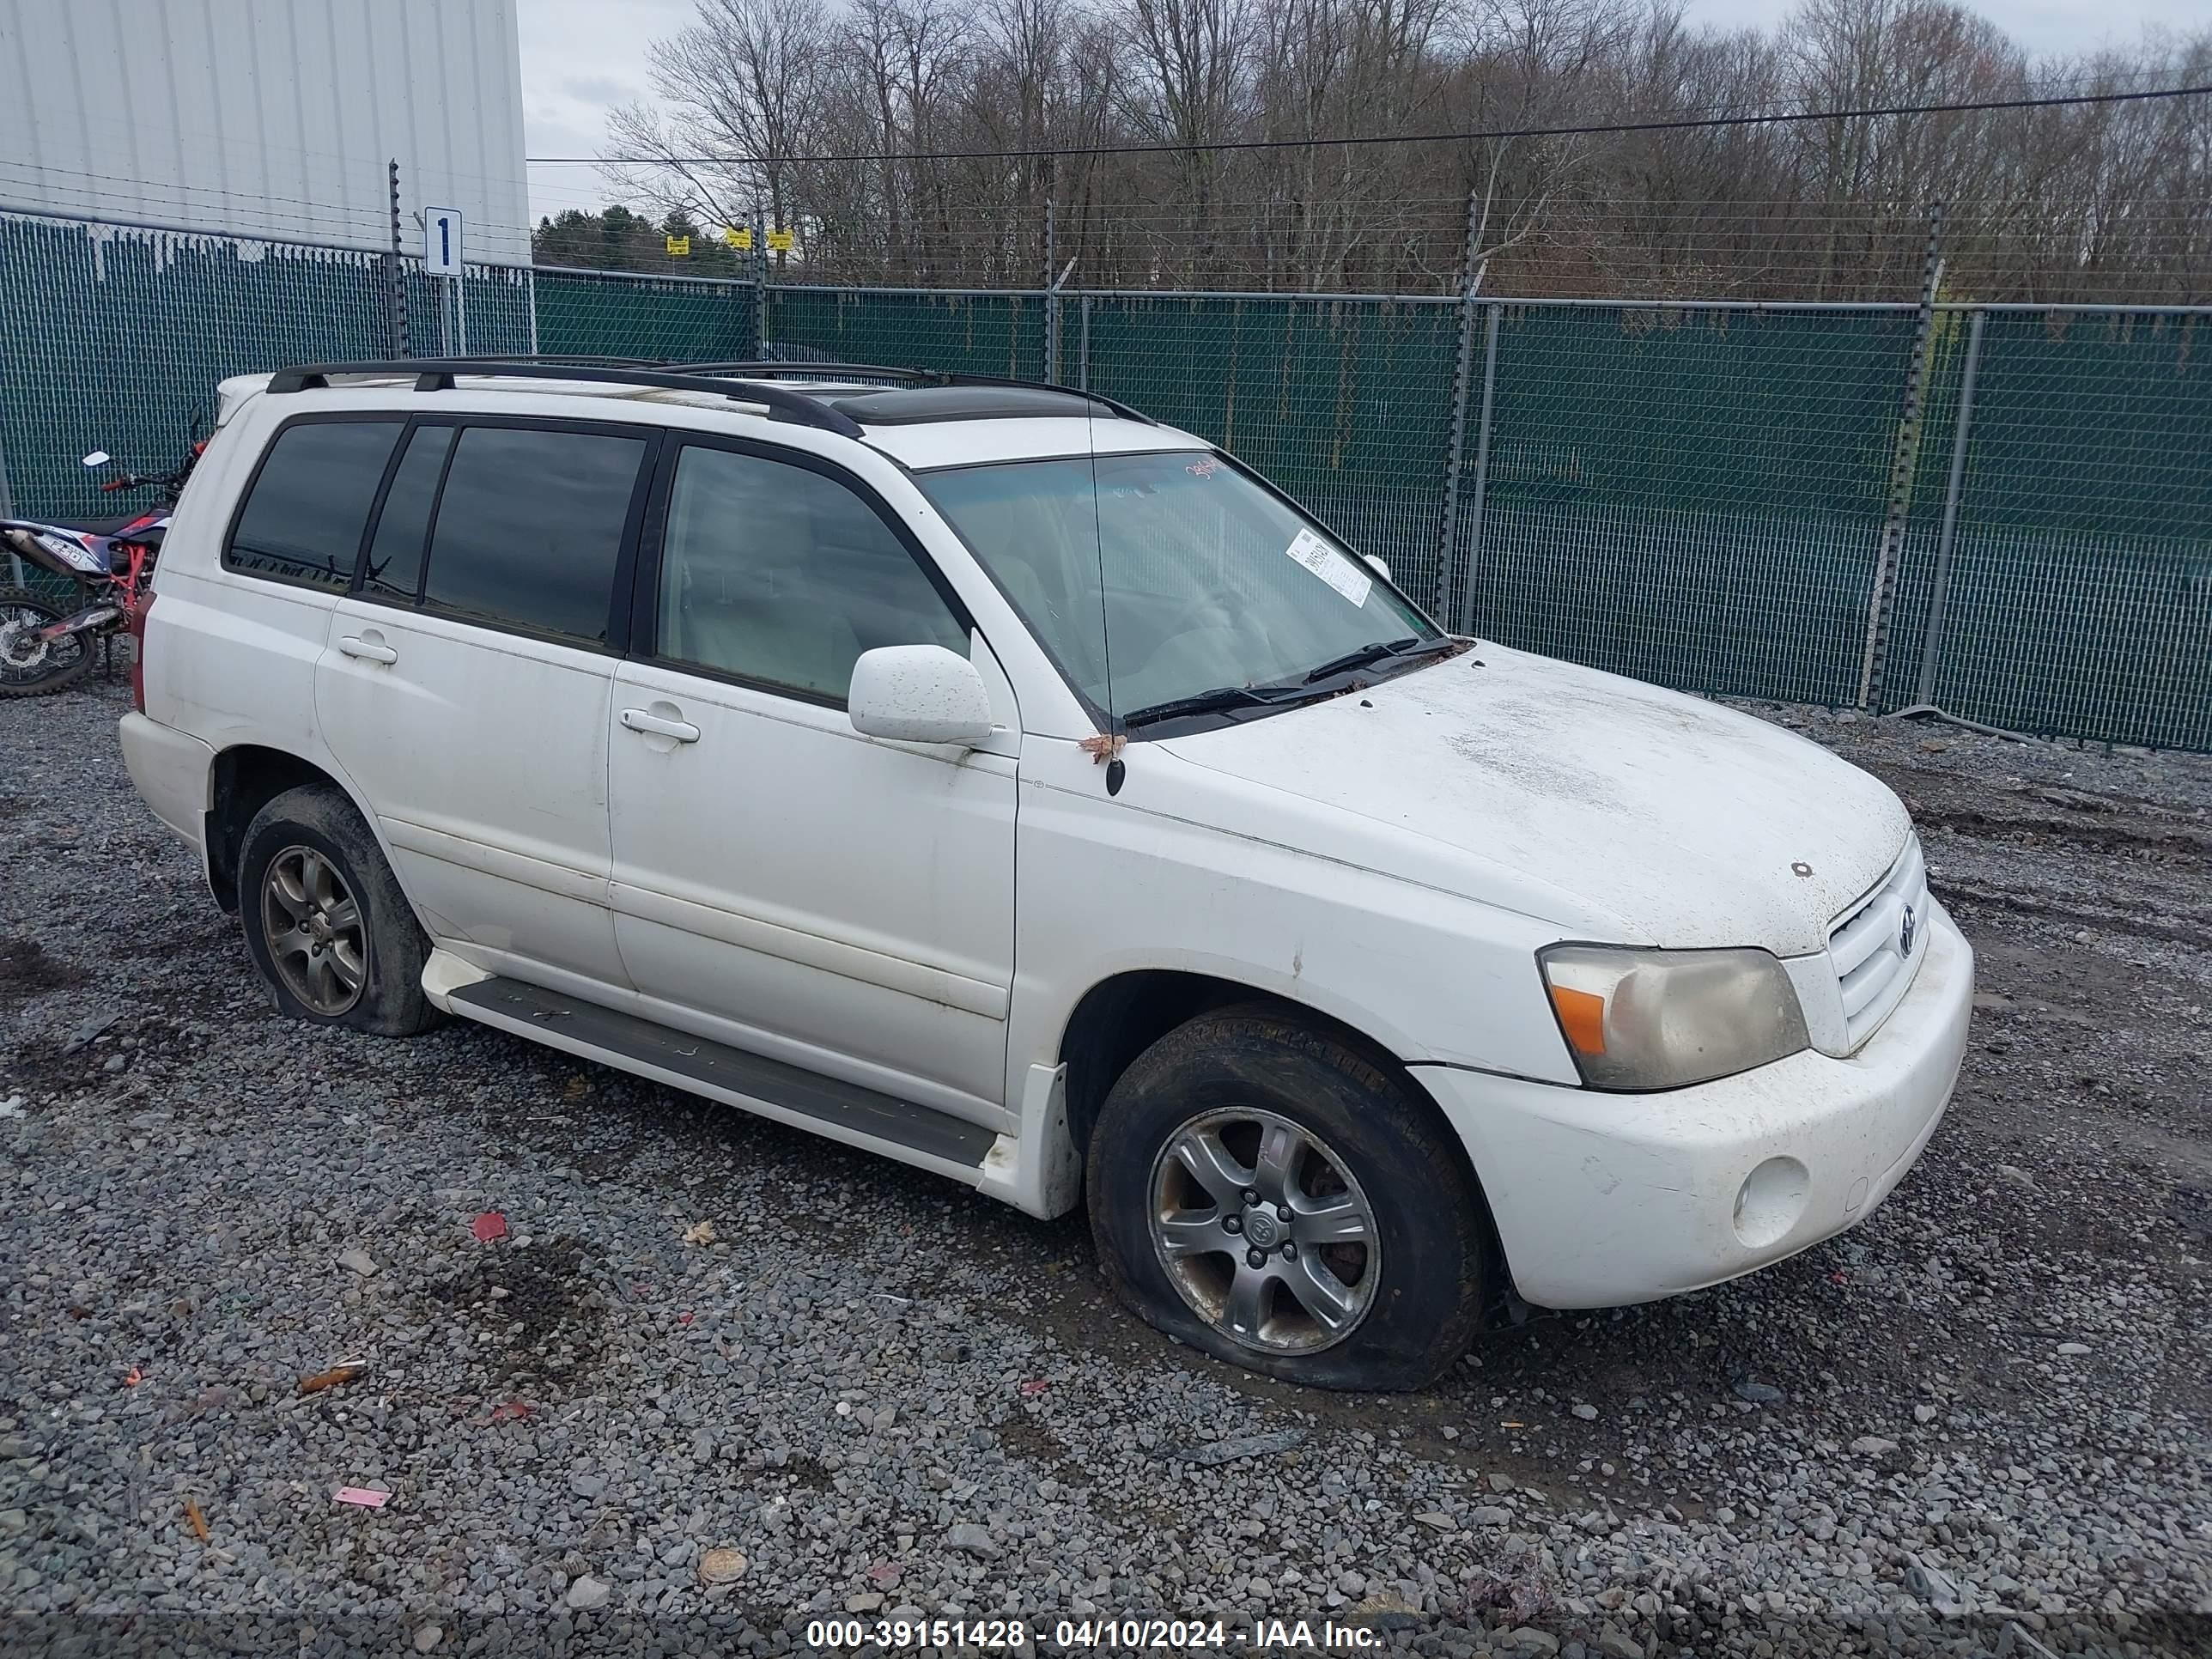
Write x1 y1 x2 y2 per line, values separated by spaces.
261 845 368 1015
1147 1106 1381 1355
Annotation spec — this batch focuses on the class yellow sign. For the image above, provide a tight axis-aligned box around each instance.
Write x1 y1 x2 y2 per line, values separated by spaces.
723 225 752 250
665 234 691 257
767 228 794 252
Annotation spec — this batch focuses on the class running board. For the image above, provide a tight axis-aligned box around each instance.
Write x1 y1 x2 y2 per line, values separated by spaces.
445 976 999 1178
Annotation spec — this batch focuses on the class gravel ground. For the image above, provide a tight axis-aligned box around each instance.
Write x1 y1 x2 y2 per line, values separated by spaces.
2 678 2208 1658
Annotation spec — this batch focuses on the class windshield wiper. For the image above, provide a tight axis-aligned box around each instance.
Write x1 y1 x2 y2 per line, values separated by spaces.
1125 639 1460 730
1302 635 1456 684
1121 682 1319 728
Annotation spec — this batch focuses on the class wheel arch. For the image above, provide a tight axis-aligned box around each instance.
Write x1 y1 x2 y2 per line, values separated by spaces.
205 745 371 913
1055 968 1513 1316
1057 970 1491 1211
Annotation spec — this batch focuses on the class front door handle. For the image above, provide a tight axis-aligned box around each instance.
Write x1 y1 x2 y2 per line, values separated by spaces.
620 707 700 744
338 635 398 665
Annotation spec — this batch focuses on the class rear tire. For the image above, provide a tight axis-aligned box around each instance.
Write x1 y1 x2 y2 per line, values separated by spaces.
0 585 95 698
1087 1006 1490 1390
237 784 441 1036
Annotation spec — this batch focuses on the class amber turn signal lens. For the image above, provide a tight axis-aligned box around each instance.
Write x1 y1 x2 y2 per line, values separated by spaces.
1549 984 1607 1055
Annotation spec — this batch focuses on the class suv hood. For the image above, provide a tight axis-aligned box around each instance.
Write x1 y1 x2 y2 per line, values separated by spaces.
1159 644 1909 957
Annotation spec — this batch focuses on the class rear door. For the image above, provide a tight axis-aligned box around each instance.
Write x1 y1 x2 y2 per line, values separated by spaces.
316 416 657 988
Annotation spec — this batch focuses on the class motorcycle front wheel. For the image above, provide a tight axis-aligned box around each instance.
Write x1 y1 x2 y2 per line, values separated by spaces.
0 585 96 697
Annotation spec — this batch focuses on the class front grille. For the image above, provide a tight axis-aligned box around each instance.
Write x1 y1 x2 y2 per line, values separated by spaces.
1826 836 1930 1051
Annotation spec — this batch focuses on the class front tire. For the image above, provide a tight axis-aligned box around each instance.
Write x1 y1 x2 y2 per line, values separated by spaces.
1087 1007 1490 1390
237 784 440 1036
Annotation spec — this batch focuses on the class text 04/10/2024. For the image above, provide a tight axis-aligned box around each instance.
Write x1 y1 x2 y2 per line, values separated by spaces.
802 1617 1391 1650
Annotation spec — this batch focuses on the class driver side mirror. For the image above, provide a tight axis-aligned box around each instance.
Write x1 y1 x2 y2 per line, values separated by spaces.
848 645 995 747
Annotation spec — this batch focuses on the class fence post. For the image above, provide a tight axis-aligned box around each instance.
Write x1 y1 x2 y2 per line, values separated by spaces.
1079 295 1092 391
1856 200 1947 710
1457 306 1502 635
1913 307 1986 707
385 157 409 356
1043 198 1058 382
751 205 769 354
1433 185 1486 628
1 428 20 580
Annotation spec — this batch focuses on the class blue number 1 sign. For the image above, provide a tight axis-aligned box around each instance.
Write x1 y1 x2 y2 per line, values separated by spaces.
424 207 464 276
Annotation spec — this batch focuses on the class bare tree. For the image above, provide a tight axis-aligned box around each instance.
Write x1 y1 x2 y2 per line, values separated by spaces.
609 0 833 264
573 0 2212 301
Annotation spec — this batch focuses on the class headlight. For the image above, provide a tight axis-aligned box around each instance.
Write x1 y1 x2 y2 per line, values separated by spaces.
1538 944 1810 1091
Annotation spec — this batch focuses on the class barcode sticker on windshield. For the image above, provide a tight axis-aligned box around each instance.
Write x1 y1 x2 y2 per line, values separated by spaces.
1283 527 1372 606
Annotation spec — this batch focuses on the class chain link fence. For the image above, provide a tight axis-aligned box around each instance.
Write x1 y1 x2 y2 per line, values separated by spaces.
3 207 2205 750
765 287 1048 380
1890 307 2212 748
1459 301 1924 713
535 267 754 363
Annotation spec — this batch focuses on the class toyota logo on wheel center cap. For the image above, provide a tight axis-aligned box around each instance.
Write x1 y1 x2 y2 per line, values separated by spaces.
1243 1208 1282 1248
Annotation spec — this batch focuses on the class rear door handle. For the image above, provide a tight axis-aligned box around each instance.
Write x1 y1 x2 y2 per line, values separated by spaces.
620 708 700 744
338 635 398 665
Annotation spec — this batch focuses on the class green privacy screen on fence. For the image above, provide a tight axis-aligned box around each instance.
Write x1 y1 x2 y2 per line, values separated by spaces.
3 207 2206 750
534 268 755 363
1463 304 1923 713
0 215 388 520
1889 309 2212 749
764 287 1046 380
1082 295 1464 611
0 214 529 521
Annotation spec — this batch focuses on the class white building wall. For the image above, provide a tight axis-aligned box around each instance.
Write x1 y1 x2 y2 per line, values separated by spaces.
0 0 531 264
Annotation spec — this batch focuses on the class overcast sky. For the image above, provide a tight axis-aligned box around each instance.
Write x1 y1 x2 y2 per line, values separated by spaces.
518 0 2206 223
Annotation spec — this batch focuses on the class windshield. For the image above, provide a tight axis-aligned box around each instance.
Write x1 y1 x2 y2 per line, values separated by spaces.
917 450 1440 724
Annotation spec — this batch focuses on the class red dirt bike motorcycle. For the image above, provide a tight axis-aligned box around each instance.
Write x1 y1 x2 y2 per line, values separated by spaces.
1 446 199 697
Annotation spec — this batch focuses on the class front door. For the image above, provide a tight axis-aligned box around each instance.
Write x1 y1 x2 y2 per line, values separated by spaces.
605 437 1017 1121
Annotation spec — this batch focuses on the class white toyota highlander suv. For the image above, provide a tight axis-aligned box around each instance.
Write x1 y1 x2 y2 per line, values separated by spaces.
118 358 1972 1389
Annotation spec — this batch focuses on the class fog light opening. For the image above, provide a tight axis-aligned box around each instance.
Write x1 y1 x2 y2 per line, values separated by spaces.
1734 1157 1811 1249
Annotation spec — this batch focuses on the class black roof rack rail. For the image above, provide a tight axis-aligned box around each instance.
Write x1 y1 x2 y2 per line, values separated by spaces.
262 359 865 438
675 361 1160 427
452 352 670 367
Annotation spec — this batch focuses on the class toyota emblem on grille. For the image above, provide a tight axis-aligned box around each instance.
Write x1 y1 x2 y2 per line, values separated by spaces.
1898 904 1917 959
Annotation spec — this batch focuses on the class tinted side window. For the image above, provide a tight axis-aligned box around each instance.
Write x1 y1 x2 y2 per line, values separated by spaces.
420 426 647 645
226 420 402 592
656 446 967 702
361 424 456 604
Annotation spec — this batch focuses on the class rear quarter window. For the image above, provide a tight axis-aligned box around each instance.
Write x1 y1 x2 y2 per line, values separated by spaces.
224 418 403 592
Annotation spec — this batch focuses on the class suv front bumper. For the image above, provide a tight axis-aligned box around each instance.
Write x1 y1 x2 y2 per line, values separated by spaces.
1412 898 1973 1309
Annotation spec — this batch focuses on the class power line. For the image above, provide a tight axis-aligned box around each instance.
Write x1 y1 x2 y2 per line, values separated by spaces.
527 82 2212 168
